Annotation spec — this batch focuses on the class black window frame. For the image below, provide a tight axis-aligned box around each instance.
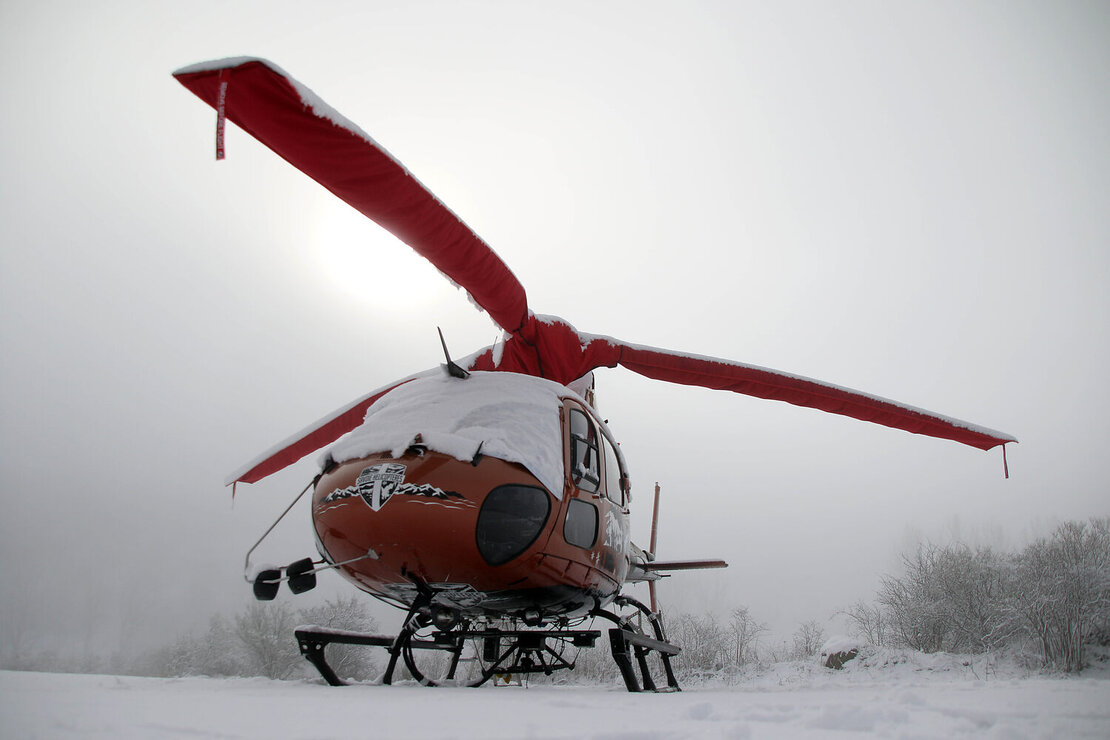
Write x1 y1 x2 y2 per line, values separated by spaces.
569 408 600 494
601 435 625 506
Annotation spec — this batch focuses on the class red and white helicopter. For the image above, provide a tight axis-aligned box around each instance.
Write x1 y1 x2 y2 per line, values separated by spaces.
175 58 1015 691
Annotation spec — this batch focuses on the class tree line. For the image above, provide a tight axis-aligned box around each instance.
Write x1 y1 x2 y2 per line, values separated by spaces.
842 517 1109 672
656 518 1109 678
575 518 1110 681
0 596 380 681
3 518 1106 680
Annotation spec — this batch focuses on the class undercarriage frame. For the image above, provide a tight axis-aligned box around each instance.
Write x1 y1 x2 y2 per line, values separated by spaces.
294 595 680 692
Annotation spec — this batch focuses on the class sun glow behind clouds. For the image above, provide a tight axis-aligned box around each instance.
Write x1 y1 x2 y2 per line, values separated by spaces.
313 204 449 310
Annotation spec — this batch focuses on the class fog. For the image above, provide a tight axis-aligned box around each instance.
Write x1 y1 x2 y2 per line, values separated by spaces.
2 1 1107 662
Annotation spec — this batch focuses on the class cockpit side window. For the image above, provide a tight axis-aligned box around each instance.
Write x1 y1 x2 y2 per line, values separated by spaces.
602 436 624 507
569 408 600 493
563 498 599 549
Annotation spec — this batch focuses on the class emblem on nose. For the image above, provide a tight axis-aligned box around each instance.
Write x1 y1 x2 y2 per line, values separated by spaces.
355 463 407 511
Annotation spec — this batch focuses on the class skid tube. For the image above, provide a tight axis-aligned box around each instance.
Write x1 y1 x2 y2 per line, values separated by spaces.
295 623 602 687
296 588 433 687
295 626 394 686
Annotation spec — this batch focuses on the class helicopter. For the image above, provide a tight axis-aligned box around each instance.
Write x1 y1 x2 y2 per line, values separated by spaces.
174 58 1016 691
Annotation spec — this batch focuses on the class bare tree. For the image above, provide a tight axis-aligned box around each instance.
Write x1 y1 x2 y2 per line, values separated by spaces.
296 596 379 681
145 598 384 680
147 613 244 678
932 545 1012 652
841 600 888 647
878 545 952 652
1008 518 1110 672
877 543 1016 654
791 620 826 659
234 602 302 680
726 607 767 665
669 612 727 675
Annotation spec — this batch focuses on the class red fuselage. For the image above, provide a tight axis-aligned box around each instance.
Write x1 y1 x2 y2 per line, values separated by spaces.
311 381 632 621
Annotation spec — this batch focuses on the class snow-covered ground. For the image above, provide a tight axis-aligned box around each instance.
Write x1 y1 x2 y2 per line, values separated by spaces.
4 650 1108 740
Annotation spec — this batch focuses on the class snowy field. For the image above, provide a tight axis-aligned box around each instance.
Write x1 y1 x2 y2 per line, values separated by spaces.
4 654 1108 739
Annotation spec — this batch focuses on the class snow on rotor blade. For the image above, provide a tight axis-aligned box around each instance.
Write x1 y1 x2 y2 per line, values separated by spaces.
612 340 1016 451
173 58 530 334
225 368 440 487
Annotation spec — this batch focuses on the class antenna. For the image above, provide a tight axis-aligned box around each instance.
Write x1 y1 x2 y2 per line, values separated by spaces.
437 327 471 379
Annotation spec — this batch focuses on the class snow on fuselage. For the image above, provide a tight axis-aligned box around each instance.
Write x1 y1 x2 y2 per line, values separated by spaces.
311 372 632 620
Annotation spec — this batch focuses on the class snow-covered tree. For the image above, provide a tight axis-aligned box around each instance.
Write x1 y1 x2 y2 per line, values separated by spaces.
876 543 1009 653
726 607 767 665
791 620 826 659
144 597 382 680
146 613 245 678
841 599 888 647
234 602 302 680
878 545 953 652
931 545 1011 652
848 518 1109 672
1007 518 1110 671
296 596 379 681
669 612 727 675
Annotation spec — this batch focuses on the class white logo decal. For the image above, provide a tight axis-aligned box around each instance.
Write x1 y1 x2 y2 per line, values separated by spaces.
355 463 407 511
321 464 469 511
604 508 629 550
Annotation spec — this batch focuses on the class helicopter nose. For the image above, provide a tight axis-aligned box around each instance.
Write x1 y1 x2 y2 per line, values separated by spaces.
313 452 562 597
474 485 552 566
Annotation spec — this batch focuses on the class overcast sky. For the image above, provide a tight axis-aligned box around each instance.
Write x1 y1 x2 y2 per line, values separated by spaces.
2 1 1108 657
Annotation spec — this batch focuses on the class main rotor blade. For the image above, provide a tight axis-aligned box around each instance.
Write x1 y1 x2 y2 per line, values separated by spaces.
611 340 1016 451
464 317 1013 450
465 317 1014 452
466 316 1014 452
174 58 530 334
226 369 439 486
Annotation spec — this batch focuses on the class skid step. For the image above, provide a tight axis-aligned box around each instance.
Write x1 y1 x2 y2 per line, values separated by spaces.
609 628 681 692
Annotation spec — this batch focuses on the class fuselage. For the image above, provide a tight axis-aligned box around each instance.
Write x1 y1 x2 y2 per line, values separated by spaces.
310 372 632 622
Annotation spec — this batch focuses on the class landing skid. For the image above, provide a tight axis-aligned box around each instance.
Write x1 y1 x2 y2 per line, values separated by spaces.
294 624 600 688
294 627 393 687
294 596 681 692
